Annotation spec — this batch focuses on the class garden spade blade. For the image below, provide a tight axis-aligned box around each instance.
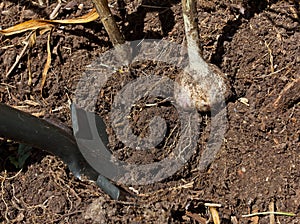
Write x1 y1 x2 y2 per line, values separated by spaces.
71 104 134 200
0 103 124 200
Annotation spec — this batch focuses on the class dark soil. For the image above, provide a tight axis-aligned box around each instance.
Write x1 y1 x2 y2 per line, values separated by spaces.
0 0 299 223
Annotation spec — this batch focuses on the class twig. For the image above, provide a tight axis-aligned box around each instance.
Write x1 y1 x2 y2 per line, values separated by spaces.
273 77 300 109
204 202 222 208
242 211 296 218
185 211 207 224
265 41 274 73
141 5 169 9
0 83 17 88
269 201 275 224
49 0 62 20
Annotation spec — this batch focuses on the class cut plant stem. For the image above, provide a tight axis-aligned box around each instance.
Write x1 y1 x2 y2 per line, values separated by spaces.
92 0 125 46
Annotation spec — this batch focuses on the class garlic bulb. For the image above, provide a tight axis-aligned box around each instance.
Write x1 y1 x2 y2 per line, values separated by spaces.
175 63 232 112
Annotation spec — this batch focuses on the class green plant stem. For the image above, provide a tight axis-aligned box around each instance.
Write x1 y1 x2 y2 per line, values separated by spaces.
181 0 209 74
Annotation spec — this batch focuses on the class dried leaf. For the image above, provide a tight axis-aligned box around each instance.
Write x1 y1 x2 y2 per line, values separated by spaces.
28 31 37 47
40 28 52 94
0 8 99 36
51 8 99 24
27 31 37 85
0 21 54 36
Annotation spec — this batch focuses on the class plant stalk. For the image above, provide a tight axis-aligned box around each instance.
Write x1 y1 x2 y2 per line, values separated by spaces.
92 0 125 46
181 0 209 74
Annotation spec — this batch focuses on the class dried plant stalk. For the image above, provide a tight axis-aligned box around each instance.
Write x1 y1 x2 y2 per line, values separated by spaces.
92 0 125 46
